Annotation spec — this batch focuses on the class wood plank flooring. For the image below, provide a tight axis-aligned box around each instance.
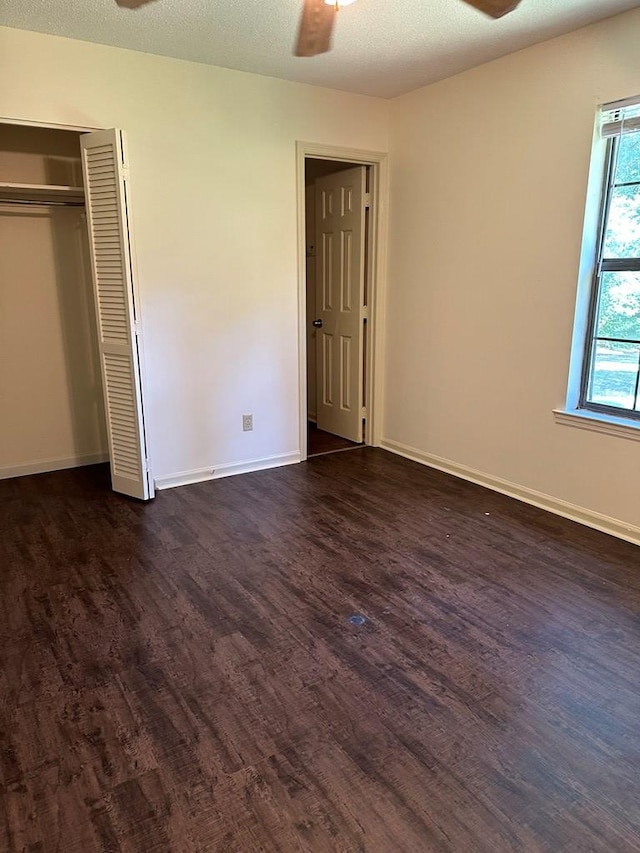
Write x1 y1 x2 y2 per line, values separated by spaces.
1 448 640 852
307 424 361 457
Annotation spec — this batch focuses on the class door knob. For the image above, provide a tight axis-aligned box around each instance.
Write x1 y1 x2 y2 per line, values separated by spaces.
312 319 323 328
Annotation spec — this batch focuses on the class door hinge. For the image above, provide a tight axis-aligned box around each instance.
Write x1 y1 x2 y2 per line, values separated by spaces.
360 305 369 321
133 320 142 336
361 406 367 418
364 192 371 209
118 130 129 170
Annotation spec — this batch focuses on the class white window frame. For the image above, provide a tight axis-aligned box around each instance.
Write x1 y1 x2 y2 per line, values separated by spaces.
555 97 640 442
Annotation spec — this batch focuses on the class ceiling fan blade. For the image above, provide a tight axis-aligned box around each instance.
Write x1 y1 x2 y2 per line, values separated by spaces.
295 0 337 57
460 0 521 18
114 0 158 8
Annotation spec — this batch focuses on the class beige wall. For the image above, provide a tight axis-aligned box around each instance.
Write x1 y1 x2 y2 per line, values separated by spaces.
385 8 640 533
0 25 389 482
0 126 107 476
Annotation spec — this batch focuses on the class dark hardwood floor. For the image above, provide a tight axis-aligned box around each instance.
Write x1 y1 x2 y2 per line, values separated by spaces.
308 423 361 457
1 449 640 852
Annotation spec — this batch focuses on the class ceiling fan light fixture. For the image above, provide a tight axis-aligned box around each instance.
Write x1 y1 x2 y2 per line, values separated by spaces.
292 0 520 60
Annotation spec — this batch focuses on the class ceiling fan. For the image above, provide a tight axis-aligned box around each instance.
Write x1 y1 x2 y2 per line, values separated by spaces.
114 0 522 57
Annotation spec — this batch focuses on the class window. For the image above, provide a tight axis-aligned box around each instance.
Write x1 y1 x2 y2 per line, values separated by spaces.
580 100 640 420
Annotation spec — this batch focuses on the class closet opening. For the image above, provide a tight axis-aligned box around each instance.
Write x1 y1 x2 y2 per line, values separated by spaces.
0 123 108 483
0 121 154 499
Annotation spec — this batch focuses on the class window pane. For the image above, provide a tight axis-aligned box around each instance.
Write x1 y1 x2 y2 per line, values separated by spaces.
614 133 640 185
602 185 640 258
587 340 640 410
594 271 640 340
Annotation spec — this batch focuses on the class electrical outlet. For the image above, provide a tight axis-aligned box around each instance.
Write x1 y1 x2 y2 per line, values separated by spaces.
242 414 253 432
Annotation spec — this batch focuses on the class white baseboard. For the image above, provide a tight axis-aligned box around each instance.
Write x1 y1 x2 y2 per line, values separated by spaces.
308 414 317 424
0 452 109 481
154 451 301 491
381 438 640 547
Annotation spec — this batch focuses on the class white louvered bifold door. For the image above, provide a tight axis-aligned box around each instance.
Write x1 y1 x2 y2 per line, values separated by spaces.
81 129 153 500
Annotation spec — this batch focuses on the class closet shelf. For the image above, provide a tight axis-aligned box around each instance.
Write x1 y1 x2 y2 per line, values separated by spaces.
0 182 85 202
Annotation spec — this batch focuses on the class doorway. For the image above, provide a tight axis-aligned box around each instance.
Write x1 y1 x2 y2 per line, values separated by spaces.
298 143 388 461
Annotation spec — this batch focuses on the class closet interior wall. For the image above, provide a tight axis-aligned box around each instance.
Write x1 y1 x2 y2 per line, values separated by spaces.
0 124 108 479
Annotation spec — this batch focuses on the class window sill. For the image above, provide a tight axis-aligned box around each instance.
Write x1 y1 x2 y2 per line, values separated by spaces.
553 408 640 442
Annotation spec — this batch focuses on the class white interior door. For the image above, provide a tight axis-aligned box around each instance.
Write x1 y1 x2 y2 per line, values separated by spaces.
314 166 367 442
81 129 153 500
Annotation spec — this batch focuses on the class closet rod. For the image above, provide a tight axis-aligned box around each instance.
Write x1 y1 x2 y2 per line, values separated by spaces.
0 197 85 207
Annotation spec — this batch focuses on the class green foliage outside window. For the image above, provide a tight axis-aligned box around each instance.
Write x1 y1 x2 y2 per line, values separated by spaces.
598 134 640 341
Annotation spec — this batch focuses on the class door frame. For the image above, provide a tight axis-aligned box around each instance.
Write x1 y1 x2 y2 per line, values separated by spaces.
0 117 100 132
296 142 389 461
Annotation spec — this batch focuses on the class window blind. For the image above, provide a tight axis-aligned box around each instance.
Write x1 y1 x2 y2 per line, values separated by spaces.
601 96 640 138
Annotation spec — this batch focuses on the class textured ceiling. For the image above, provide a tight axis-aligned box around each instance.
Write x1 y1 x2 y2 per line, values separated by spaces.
1 0 639 98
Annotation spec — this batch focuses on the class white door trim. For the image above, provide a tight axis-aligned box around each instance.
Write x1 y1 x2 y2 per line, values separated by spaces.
296 141 389 462
0 116 101 133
